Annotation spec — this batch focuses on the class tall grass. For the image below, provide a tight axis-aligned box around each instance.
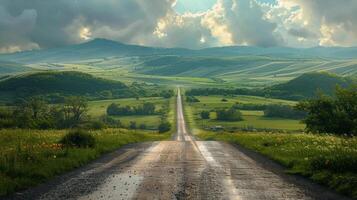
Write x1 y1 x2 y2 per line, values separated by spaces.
198 132 357 199
0 129 169 197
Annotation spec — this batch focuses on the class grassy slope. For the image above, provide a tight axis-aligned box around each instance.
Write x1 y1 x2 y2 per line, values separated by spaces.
267 72 355 98
23 56 357 88
0 71 127 94
0 129 170 197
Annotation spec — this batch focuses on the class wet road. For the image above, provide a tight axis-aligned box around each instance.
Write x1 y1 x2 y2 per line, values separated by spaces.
16 89 349 200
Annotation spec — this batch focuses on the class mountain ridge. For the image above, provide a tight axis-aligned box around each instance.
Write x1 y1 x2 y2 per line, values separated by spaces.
1 38 357 64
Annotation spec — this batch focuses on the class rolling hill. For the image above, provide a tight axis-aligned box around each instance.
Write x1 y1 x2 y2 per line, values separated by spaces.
0 61 32 74
0 71 128 101
266 72 355 99
0 39 356 88
1 39 357 64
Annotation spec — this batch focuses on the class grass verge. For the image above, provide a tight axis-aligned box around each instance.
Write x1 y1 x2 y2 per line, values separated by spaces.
197 131 357 199
0 128 170 197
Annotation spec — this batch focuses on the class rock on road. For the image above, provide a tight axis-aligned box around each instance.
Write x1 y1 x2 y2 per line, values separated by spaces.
10 89 350 200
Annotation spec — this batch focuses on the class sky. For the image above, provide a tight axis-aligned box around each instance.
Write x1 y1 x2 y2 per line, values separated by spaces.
0 0 357 53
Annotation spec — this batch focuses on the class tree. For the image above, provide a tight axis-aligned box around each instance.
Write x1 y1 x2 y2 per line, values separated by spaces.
129 121 137 129
186 96 200 103
264 104 306 119
200 111 210 119
297 86 357 135
158 121 171 133
13 97 53 128
63 96 88 127
142 102 156 115
216 107 243 121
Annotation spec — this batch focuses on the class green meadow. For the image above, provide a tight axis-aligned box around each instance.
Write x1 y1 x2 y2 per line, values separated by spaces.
185 95 304 131
0 129 170 197
197 132 357 198
88 96 175 130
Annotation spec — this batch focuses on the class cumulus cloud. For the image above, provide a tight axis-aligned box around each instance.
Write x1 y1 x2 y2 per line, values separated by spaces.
0 0 175 52
0 6 39 53
276 0 357 46
220 0 283 46
0 0 356 52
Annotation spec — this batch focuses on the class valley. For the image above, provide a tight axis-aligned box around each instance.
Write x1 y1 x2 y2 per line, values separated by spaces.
0 39 356 199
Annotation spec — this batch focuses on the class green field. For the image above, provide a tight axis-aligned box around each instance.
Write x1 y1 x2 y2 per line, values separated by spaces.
0 129 170 197
88 96 174 130
197 132 357 198
184 95 304 132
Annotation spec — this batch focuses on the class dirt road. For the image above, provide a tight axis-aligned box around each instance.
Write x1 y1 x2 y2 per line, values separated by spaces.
12 89 349 200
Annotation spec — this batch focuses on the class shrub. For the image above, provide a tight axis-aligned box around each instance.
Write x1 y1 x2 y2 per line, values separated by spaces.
129 121 137 129
264 104 306 119
60 130 96 148
200 111 210 119
221 98 228 102
216 107 243 121
297 86 357 135
99 115 121 128
158 121 171 133
139 124 147 129
90 121 106 130
186 96 200 103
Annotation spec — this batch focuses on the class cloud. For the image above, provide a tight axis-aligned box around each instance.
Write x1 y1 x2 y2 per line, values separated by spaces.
276 0 357 46
152 0 284 48
288 27 317 39
0 6 39 53
0 0 175 52
0 0 356 52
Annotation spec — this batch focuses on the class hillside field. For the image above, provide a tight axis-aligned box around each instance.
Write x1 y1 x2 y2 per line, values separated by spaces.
184 95 304 131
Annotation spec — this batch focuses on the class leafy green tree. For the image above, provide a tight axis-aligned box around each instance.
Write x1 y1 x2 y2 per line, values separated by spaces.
62 96 88 128
264 104 306 119
158 121 171 133
200 111 210 119
297 86 357 135
216 107 243 121
13 97 53 128
142 102 155 115
129 121 137 129
186 96 200 103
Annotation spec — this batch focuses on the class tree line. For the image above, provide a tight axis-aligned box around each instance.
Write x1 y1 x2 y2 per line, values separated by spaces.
0 96 89 129
107 102 157 116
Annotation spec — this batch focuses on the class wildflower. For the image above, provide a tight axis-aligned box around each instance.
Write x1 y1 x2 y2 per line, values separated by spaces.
53 155 57 159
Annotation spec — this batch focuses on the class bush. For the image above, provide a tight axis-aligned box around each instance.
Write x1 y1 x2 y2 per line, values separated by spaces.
106 103 156 116
216 107 243 121
158 121 171 133
200 111 210 119
129 121 137 129
60 130 96 148
221 98 228 102
186 96 200 103
99 115 121 128
264 104 306 119
90 121 106 130
139 124 147 129
297 86 357 135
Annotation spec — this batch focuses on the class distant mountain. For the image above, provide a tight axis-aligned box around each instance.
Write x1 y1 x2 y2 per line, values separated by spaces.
0 71 127 98
0 39 194 64
266 72 355 100
0 60 32 74
0 39 357 64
